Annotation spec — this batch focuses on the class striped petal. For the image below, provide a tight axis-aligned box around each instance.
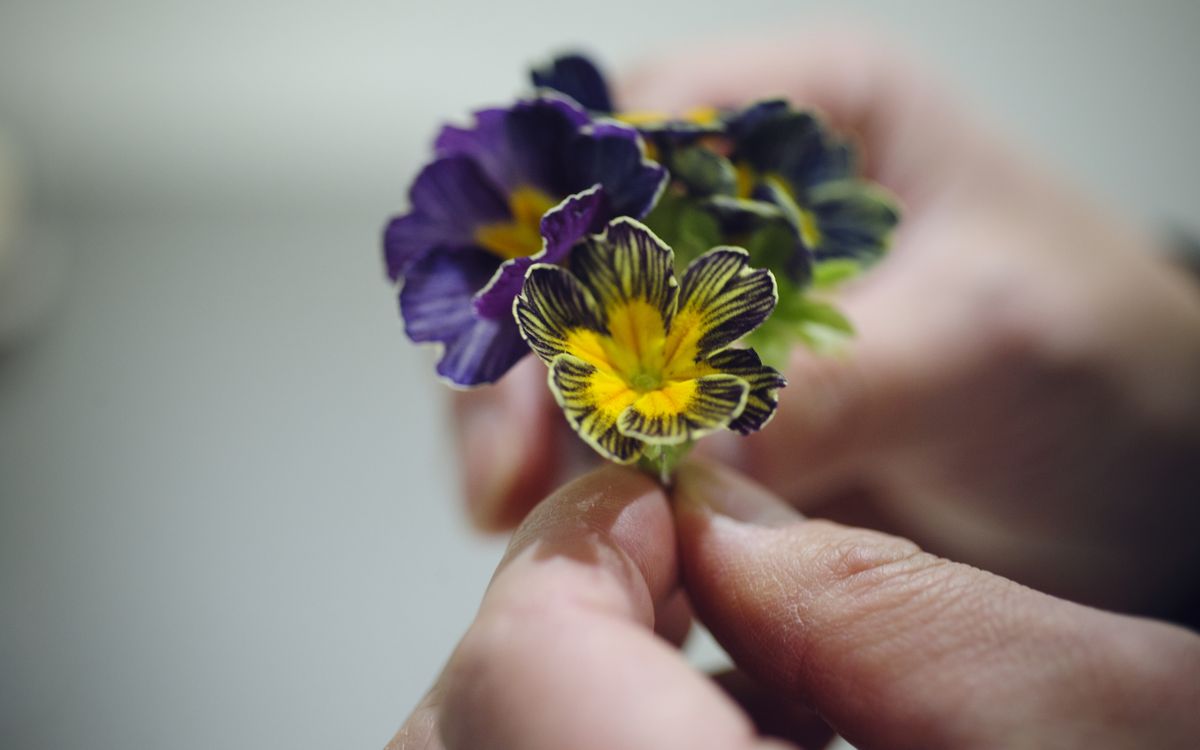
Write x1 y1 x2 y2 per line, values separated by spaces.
706 348 787 434
548 354 644 463
664 246 778 374
727 102 856 192
513 263 607 365
616 374 749 445
565 218 679 379
808 180 901 264
569 218 678 323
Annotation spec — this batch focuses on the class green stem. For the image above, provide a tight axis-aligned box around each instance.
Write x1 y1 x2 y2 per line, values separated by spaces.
636 441 693 487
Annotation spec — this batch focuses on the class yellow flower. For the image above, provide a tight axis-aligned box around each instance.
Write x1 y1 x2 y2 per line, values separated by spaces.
514 217 786 463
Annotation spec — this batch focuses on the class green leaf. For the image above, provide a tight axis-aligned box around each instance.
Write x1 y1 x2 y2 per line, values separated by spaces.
669 146 737 197
746 289 856 367
674 203 722 267
642 190 722 270
811 258 865 289
743 220 796 275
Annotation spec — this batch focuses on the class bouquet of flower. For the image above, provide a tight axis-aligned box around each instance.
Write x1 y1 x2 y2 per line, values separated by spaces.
383 53 899 482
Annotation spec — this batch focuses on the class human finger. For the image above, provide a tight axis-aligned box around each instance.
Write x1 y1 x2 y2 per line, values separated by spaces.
673 461 1200 749
431 465 797 750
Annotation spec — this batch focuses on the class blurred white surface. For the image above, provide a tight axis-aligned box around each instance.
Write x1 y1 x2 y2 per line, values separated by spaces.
0 1 1197 748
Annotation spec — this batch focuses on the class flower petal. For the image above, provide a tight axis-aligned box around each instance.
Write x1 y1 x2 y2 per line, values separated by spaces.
548 354 643 463
724 99 790 138
505 96 592 196
727 101 855 192
567 124 667 219
399 248 526 386
530 53 614 114
435 97 590 197
433 108 514 196
513 263 607 365
808 180 901 263
665 246 777 370
472 186 606 320
616 374 749 445
383 156 510 280
705 348 787 434
568 218 678 329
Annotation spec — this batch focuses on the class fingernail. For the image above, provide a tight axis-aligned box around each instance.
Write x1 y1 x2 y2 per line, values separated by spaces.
674 461 801 527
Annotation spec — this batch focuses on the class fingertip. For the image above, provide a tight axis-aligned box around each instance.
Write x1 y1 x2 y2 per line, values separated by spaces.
498 463 677 615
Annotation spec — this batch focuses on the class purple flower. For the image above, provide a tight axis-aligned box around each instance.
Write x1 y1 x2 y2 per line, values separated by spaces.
530 53 724 153
383 96 667 386
531 53 614 115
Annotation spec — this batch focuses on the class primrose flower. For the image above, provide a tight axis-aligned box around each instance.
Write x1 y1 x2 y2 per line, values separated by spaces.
384 96 666 386
514 218 786 463
722 100 900 277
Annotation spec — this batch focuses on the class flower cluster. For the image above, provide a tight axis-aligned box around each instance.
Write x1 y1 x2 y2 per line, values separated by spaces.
382 52 900 475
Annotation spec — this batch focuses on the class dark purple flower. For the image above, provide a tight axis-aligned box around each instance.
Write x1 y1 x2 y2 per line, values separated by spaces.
530 53 724 154
531 53 614 114
725 99 856 195
383 95 666 386
708 100 898 282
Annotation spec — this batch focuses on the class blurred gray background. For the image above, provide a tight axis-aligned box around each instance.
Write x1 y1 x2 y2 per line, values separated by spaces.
0 1 1197 748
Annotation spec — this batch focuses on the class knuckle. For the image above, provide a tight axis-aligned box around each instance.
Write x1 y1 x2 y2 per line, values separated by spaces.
799 523 961 639
808 522 933 591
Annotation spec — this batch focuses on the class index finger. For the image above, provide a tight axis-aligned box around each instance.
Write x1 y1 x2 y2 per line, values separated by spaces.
428 465 795 750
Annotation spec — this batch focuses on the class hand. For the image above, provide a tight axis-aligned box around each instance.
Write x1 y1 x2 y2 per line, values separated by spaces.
389 462 1200 749
451 32 1200 616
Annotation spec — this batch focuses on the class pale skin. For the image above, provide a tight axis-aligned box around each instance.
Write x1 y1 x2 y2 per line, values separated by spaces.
404 32 1200 749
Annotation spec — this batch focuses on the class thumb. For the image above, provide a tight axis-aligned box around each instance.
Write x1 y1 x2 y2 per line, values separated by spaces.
673 461 1200 749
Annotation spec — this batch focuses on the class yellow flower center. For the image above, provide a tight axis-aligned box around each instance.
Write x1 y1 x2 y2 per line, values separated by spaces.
629 370 662 392
563 299 710 409
615 106 720 129
474 186 558 260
